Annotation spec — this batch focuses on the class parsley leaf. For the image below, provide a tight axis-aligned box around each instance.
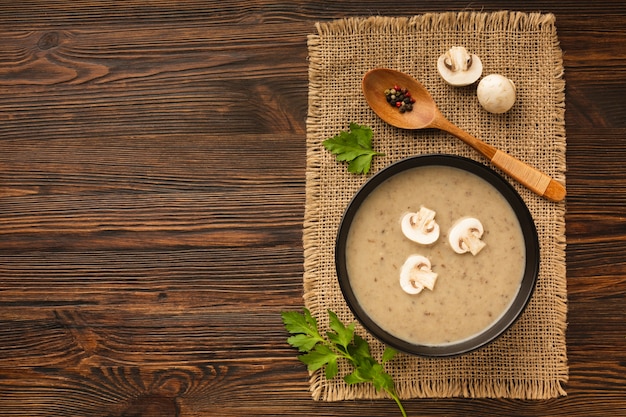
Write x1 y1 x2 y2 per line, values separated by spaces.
327 309 355 350
298 344 337 373
323 123 384 174
282 310 325 352
281 308 407 417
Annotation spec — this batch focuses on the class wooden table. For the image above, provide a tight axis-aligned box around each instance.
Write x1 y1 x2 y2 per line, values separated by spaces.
1 2 625 416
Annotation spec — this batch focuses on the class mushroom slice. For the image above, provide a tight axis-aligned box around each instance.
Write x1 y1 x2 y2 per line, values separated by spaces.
401 206 440 245
437 46 483 86
399 254 438 295
448 217 487 256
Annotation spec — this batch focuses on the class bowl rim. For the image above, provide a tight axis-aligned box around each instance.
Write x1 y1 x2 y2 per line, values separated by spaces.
335 154 540 357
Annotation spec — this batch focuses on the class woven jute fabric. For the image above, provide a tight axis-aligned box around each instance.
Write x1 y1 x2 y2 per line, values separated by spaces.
303 11 568 400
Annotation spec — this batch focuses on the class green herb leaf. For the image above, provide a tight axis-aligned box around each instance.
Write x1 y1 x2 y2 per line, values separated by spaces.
382 346 397 364
344 367 370 385
281 308 407 417
372 367 395 393
327 310 355 350
282 310 319 339
298 344 338 372
286 333 319 352
322 123 384 175
325 356 339 380
347 334 371 363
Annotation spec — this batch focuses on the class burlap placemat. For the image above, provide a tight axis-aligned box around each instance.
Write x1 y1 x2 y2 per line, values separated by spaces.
303 11 568 400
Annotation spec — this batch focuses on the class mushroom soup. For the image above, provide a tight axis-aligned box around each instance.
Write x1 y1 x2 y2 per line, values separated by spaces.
345 164 526 346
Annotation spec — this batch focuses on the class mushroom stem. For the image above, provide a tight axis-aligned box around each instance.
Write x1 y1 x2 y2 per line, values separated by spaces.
444 46 473 72
460 232 487 256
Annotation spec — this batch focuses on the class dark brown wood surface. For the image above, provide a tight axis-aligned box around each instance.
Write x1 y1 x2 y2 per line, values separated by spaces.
1 2 625 416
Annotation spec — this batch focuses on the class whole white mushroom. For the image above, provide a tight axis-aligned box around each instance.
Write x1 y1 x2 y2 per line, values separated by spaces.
476 74 516 113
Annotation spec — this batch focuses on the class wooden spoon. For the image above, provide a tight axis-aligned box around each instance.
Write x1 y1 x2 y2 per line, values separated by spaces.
362 68 566 202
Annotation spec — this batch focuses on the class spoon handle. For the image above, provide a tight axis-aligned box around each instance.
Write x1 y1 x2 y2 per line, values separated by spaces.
490 150 566 202
436 119 566 202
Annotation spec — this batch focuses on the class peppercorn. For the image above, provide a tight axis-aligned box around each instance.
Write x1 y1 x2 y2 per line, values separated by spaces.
384 85 415 113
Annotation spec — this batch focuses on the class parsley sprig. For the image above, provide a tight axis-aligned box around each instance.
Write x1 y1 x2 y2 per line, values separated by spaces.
281 308 407 417
322 123 384 174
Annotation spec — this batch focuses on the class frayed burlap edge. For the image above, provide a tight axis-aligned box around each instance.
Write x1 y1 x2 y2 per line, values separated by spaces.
303 11 568 401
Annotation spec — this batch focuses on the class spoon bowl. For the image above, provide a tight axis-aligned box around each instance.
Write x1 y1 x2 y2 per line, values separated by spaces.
362 68 566 202
362 68 440 130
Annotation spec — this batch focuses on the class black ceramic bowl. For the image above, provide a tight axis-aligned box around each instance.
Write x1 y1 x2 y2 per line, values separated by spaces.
335 154 539 357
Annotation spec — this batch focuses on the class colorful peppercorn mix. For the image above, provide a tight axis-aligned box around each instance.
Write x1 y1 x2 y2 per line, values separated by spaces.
384 85 415 113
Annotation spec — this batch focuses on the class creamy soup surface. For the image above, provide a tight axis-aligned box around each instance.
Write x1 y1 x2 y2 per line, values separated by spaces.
345 165 526 346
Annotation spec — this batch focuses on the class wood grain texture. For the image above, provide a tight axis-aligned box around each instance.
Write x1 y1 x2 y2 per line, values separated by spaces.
1 1 626 416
